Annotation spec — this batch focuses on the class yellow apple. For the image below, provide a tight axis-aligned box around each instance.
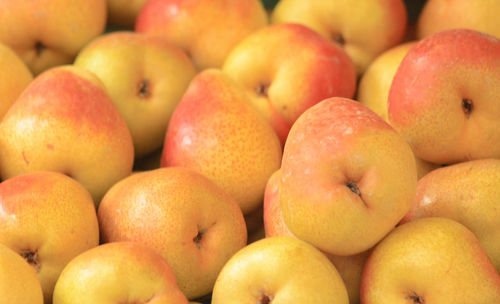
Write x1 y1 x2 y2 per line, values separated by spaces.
0 43 33 120
418 0 500 39
74 31 197 157
222 23 356 145
161 69 282 215
271 0 407 74
0 0 106 75
0 171 99 303
98 167 247 299
402 158 500 271
388 29 500 164
0 66 134 204
212 236 348 303
0 243 43 304
361 217 500 303
53 242 189 304
281 97 416 256
135 0 267 69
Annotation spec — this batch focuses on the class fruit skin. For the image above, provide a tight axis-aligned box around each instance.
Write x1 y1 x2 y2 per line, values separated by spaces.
263 169 369 304
401 158 500 271
388 29 500 165
0 243 43 304
98 167 247 299
222 23 356 145
0 171 99 303
361 217 500 303
281 97 416 256
0 0 106 75
212 236 349 304
107 0 148 28
135 0 268 69
418 0 500 40
0 43 33 120
52 242 189 304
271 0 407 74
0 66 134 205
161 69 282 215
74 31 197 157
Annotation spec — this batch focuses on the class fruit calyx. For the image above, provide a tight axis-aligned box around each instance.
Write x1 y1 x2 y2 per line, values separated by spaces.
462 98 473 118
332 32 346 46
255 83 270 98
193 228 206 249
20 249 41 272
346 181 361 196
406 291 424 304
138 78 151 98
34 41 46 56
259 291 273 304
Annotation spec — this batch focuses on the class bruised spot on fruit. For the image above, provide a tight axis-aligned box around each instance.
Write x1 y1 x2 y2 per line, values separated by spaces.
255 83 270 98
462 98 473 118
331 32 346 46
346 181 361 196
34 41 46 57
405 291 424 304
20 249 41 272
258 291 273 304
193 228 206 249
137 78 151 99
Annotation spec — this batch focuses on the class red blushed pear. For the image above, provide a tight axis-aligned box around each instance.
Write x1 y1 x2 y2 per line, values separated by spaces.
53 242 189 304
161 69 282 215
388 29 500 164
0 0 106 75
0 172 99 303
0 66 134 205
264 169 370 304
98 167 247 300
223 23 356 145
280 97 417 256
135 0 268 69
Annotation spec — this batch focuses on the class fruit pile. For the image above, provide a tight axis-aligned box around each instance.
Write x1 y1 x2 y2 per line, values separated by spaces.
0 0 499 303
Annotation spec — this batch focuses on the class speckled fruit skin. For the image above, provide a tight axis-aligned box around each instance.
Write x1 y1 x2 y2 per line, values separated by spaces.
0 0 106 75
401 158 500 271
271 0 407 74
0 171 99 303
0 66 134 205
98 167 247 300
263 169 370 304
212 236 348 304
222 23 356 146
361 218 500 303
281 97 417 256
135 0 267 70
0 243 43 304
0 43 33 120
417 0 500 40
53 242 189 304
388 29 500 165
74 31 197 157
161 69 282 215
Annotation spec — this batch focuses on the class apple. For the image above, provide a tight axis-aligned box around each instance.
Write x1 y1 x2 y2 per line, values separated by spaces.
74 31 197 157
161 69 282 215
107 0 149 28
280 97 416 256
418 0 500 40
271 0 407 74
0 66 134 205
401 158 500 271
98 167 247 299
388 29 500 165
0 0 106 75
0 171 99 303
53 242 189 304
0 43 33 120
361 217 500 303
212 236 349 304
135 0 268 69
222 23 356 145
0 243 43 304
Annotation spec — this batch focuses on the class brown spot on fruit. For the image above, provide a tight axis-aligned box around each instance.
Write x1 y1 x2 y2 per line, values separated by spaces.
20 249 41 272
406 291 424 303
193 229 205 249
